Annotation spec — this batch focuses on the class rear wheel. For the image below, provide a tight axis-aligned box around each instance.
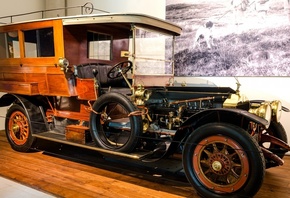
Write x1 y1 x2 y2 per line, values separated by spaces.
90 92 142 152
5 104 35 152
183 122 265 198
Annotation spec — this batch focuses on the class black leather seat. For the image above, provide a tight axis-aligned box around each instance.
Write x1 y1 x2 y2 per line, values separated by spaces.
75 63 127 87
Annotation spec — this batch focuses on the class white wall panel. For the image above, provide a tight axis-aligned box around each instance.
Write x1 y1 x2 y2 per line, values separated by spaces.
66 0 165 19
0 0 44 23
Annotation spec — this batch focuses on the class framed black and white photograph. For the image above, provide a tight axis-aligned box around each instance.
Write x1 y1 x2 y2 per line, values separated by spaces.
166 0 290 76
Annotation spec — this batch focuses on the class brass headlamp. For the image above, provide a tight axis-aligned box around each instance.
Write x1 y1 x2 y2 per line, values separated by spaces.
249 102 272 128
270 100 282 122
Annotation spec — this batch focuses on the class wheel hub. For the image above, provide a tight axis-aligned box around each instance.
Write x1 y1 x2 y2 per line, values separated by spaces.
209 153 231 175
12 124 20 133
212 161 222 171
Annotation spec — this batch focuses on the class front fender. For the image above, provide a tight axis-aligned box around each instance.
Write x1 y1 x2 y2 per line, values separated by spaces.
183 108 268 129
166 108 268 156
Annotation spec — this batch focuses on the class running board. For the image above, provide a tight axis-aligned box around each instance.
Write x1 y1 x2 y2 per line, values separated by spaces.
32 131 142 160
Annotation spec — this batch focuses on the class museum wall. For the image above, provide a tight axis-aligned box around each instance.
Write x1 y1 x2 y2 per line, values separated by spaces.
45 0 165 19
0 0 44 23
167 0 290 150
0 0 289 153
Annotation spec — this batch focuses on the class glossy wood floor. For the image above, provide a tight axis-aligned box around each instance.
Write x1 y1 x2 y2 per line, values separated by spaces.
0 130 290 198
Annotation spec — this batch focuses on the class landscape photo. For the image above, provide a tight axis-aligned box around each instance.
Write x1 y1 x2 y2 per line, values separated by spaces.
166 0 290 76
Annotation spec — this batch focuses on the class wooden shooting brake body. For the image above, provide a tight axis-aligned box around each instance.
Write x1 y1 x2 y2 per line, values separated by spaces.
0 13 181 122
0 13 181 96
0 19 66 96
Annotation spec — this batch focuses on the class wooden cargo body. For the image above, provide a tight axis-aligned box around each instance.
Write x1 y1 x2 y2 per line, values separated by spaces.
0 14 180 97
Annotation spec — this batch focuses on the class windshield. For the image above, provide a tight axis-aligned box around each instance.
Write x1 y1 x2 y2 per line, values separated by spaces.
131 26 175 75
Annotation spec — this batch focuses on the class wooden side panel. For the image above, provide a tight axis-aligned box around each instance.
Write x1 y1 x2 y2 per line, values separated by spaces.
75 78 97 100
25 73 48 94
0 19 77 96
2 73 25 82
0 81 39 95
47 74 73 96
65 125 90 144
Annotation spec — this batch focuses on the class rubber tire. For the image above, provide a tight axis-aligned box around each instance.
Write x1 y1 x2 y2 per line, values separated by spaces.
90 92 142 153
182 122 265 198
5 104 35 152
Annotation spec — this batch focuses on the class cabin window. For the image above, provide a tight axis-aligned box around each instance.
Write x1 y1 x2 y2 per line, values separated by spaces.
87 31 112 60
0 31 20 58
23 27 54 57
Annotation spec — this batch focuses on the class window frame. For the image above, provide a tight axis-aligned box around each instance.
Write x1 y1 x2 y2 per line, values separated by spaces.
87 31 113 61
23 27 55 58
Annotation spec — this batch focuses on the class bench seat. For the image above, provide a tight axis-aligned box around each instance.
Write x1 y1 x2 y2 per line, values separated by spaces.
75 63 127 87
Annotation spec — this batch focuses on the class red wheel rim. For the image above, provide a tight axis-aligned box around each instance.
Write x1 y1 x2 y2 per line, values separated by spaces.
193 135 250 193
8 111 29 145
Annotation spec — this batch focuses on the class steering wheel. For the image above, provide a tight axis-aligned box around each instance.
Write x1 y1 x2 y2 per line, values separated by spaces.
107 61 133 79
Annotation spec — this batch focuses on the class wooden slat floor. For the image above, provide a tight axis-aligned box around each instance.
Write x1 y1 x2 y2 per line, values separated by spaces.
0 130 289 198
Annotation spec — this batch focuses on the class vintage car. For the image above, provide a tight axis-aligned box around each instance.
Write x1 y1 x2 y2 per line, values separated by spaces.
0 8 289 198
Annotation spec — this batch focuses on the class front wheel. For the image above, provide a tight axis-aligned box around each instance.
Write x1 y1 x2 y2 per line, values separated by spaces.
5 104 35 152
183 123 265 198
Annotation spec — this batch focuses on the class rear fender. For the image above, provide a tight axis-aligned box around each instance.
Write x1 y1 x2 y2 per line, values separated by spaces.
0 94 48 134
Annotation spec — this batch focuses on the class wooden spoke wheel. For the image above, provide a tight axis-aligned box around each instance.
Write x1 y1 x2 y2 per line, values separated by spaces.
183 123 265 198
5 104 35 152
192 135 249 193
